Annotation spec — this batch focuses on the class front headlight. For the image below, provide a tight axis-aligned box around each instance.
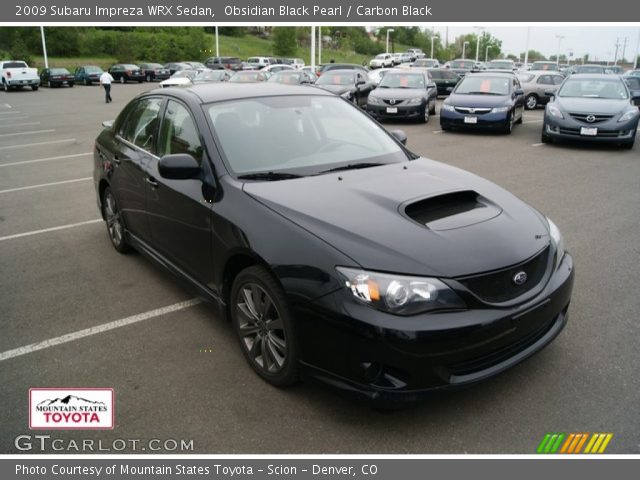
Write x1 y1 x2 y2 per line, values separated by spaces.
336 267 466 315
546 217 565 269
547 104 564 119
407 97 424 105
368 96 382 105
618 107 639 123
491 106 510 113
442 103 456 112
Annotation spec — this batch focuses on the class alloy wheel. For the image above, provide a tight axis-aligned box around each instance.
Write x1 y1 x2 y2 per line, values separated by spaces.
235 283 287 374
104 191 124 248
526 94 538 110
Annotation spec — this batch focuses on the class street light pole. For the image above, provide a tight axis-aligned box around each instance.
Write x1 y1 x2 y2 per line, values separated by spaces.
40 26 48 69
318 26 322 65
215 26 219 57
524 27 531 68
555 35 565 67
462 41 469 59
475 27 484 63
485 45 491 62
634 29 640 69
613 37 620 66
311 26 316 70
386 29 395 54
430 28 435 59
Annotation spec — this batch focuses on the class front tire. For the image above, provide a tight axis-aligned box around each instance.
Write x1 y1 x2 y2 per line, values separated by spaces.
231 266 299 387
420 104 430 123
102 187 132 253
525 94 538 110
429 98 436 115
31 85 38 91
504 111 515 134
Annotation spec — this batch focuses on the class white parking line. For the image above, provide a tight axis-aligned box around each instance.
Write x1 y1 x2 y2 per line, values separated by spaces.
0 299 202 362
523 120 543 124
0 138 76 150
531 143 545 147
0 219 102 242
0 116 28 121
0 111 21 115
432 130 443 134
0 152 91 167
0 122 41 128
0 177 92 194
0 129 55 138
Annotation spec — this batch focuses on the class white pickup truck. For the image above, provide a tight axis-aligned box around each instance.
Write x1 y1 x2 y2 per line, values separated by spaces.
1 60 40 91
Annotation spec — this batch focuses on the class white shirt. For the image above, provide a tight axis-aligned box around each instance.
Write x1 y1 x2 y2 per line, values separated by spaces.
99 72 114 85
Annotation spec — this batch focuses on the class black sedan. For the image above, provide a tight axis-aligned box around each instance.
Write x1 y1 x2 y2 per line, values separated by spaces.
40 68 74 88
314 70 373 108
440 72 525 134
427 68 461 96
367 70 437 122
138 63 171 82
541 74 640 149
94 84 574 404
109 64 144 84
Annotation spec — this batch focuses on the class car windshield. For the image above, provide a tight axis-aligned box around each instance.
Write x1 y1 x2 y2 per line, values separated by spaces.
429 70 458 80
531 63 557 71
123 64 139 70
450 60 474 69
455 76 510 95
517 73 535 83
488 61 513 69
50 68 69 74
317 72 355 85
378 73 425 88
172 70 196 79
415 60 437 67
558 78 628 99
147 63 163 69
268 72 304 84
576 66 605 74
230 72 263 83
375 54 388 59
195 71 226 81
207 95 405 176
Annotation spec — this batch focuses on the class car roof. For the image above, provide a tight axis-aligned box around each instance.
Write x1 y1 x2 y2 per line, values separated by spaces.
150 83 335 104
465 72 517 79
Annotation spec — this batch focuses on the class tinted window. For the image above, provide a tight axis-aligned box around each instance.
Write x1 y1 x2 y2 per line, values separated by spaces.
558 78 628 99
552 75 564 85
3 61 27 68
379 73 425 88
120 98 163 153
537 75 553 85
455 76 510 95
158 100 203 164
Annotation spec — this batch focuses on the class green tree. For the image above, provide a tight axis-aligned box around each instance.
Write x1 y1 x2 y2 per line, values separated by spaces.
272 27 297 56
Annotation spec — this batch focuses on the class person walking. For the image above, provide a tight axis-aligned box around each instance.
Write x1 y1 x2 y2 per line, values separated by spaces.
99 70 114 103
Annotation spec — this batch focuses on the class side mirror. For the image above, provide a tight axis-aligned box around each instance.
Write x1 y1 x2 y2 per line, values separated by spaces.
446 87 454 92
428 82 436 89
356 79 366 86
390 130 407 145
158 153 200 180
514 88 524 96
544 90 556 97
102 120 114 129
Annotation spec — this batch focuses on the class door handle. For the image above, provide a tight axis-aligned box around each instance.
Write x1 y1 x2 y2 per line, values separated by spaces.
145 177 159 188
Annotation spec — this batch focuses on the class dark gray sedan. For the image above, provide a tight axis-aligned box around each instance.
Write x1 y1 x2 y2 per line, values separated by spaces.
367 70 438 122
541 74 640 149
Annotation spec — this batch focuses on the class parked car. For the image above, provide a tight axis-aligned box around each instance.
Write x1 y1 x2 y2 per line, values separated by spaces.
541 74 640 149
316 63 369 77
262 64 295 74
367 70 438 122
406 48 424 61
530 61 560 72
1 60 39 91
486 59 516 71
164 62 191 75
571 64 610 75
427 68 462 96
109 64 145 83
607 66 625 75
390 53 403 65
94 83 574 403
288 58 305 69
268 70 315 85
624 76 640 105
204 57 243 71
399 53 413 64
138 63 171 82
517 71 565 109
440 72 525 134
192 69 233 84
412 58 440 69
314 70 374 107
229 70 270 83
623 70 640 78
159 70 200 88
40 67 75 88
74 65 104 86
370 54 394 69
447 59 477 77
246 57 271 69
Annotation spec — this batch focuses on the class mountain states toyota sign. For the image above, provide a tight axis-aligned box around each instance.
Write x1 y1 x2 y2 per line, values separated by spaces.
29 388 114 430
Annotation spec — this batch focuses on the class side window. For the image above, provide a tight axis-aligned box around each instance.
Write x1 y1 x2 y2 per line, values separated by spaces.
552 75 564 85
158 100 203 164
119 98 163 153
537 75 551 85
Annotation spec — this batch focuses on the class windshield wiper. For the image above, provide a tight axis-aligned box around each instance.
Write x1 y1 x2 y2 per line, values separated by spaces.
237 172 302 181
464 91 503 95
316 162 385 175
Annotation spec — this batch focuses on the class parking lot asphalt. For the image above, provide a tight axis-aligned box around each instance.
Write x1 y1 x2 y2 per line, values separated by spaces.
0 82 639 454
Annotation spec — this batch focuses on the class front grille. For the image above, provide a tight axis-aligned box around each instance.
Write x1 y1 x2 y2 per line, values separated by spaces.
454 107 492 114
383 99 406 106
456 246 550 303
569 113 614 124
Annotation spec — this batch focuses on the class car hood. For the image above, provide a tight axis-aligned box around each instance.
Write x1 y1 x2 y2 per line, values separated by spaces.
446 93 510 108
315 84 352 95
371 88 425 100
242 159 550 277
554 96 630 114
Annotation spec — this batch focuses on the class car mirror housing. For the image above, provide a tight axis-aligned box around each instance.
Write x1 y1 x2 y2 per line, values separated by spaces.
158 154 201 180
390 130 408 145
544 90 556 97
514 88 524 96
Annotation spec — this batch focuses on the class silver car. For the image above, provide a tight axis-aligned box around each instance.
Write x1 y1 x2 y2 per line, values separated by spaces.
517 71 565 109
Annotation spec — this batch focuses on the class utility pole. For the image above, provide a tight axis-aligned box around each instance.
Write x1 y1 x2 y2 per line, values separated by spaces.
215 26 219 57
621 37 628 64
462 41 469 60
634 29 640 69
524 27 531 68
318 26 322 65
475 27 484 63
40 26 48 69
613 38 620 66
311 26 316 70
430 27 435 58
555 35 565 67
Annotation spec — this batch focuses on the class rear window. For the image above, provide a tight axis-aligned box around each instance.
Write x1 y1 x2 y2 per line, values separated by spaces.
50 68 69 74
3 61 28 69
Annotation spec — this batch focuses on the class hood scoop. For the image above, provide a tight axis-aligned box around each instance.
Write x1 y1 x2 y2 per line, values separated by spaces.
403 190 502 231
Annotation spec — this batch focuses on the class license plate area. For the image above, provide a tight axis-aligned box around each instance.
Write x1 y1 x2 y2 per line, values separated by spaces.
580 127 598 136
464 116 478 124
386 107 398 113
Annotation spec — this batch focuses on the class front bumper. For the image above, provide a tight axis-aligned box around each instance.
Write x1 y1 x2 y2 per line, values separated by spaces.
368 103 424 120
294 253 574 404
440 108 510 130
543 115 639 143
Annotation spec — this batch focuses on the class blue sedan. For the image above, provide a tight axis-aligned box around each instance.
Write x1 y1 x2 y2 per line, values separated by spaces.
440 72 525 134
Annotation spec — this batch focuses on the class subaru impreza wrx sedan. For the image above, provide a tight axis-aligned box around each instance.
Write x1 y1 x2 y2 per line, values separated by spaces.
94 84 574 404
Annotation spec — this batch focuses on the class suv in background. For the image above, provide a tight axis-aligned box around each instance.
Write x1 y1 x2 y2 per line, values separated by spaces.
370 54 394 69
247 57 271 69
205 57 243 71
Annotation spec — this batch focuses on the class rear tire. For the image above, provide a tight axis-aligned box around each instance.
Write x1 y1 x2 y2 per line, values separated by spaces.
84 78 90 86
231 265 299 388
429 98 436 115
2 80 8 92
525 94 538 110
102 187 132 254
47 80 52 88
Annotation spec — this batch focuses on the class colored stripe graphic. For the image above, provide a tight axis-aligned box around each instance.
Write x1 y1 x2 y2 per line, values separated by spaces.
538 433 613 454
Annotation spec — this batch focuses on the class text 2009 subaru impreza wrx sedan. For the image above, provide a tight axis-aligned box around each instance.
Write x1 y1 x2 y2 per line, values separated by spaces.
94 84 574 403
